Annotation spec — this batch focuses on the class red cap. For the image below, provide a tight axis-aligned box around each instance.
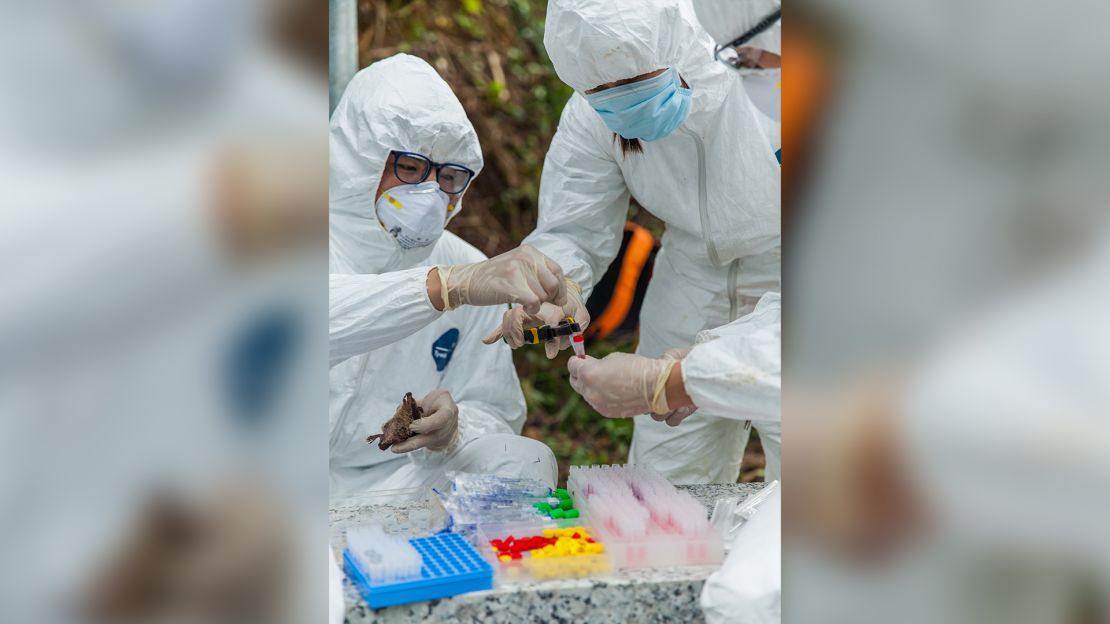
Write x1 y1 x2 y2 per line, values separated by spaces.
572 334 584 343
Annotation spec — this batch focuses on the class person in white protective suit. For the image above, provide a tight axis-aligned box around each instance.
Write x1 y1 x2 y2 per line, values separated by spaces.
568 292 780 480
328 54 559 498
692 0 782 156
489 0 781 484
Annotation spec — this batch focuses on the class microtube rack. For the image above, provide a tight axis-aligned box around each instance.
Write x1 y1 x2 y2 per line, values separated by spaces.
344 532 493 608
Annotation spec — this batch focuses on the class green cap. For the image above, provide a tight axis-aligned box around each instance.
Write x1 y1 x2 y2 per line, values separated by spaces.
550 508 565 519
535 502 551 512
564 509 580 519
555 488 570 499
559 498 573 511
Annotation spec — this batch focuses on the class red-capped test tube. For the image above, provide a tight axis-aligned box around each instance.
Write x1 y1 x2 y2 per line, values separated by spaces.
571 334 586 358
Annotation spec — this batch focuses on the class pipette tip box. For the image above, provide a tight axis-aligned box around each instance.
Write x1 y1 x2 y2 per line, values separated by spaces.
568 464 724 569
344 532 493 609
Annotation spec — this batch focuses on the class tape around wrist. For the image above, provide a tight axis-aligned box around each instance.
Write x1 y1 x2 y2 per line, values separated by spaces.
649 359 678 415
438 265 455 310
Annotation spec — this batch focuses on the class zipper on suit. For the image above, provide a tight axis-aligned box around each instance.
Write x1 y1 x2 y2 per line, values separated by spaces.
678 126 721 267
678 127 742 322
678 129 755 441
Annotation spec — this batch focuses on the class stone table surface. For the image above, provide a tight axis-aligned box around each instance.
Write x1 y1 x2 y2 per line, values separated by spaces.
331 482 766 624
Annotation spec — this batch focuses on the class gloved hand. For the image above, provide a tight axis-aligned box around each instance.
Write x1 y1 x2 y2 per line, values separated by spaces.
481 278 590 359
567 352 678 418
437 245 566 314
390 389 459 453
650 348 696 427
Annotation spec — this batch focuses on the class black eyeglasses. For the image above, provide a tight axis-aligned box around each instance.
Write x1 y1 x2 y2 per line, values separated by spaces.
391 151 476 195
713 8 781 66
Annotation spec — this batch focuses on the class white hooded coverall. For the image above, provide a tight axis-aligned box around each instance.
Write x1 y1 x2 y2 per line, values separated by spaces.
683 292 781 480
532 0 781 483
328 54 556 498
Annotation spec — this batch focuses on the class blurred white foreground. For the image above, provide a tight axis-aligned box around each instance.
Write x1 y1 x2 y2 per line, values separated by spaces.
0 1 327 622
788 0 1110 622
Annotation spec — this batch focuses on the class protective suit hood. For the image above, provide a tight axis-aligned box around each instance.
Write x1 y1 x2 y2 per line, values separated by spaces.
544 0 715 95
329 54 483 274
692 0 782 55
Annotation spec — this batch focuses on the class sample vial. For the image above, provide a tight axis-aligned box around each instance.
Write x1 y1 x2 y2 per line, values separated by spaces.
571 334 586 359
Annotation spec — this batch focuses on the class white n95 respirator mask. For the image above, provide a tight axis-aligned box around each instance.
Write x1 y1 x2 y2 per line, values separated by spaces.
375 182 456 249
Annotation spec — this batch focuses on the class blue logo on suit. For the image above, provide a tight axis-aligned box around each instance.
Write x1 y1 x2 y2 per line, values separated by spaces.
431 328 459 371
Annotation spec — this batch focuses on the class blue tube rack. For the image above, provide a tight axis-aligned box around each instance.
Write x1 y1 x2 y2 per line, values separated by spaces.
344 532 493 609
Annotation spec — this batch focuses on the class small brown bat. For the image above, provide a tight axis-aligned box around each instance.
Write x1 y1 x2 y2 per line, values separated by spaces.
366 392 424 450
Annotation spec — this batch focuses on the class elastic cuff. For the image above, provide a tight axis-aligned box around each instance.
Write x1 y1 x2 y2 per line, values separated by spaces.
648 359 678 414
565 277 582 297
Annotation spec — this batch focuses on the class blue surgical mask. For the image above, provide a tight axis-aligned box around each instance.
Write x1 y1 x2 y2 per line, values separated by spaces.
584 67 692 142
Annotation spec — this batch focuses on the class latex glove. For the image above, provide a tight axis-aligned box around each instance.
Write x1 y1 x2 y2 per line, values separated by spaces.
391 389 459 453
482 278 590 359
437 245 566 314
567 352 677 418
650 348 697 427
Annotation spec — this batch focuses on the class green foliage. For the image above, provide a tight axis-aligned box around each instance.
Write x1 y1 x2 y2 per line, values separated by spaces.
452 11 484 38
485 79 507 104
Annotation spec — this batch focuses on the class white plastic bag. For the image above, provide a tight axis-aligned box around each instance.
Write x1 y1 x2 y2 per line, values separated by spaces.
701 486 781 624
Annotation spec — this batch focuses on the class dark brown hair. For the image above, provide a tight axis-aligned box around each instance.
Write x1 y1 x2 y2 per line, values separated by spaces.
615 134 643 156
